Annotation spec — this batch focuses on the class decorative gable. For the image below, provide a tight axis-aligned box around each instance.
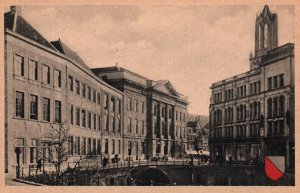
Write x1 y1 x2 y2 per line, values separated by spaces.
153 80 179 97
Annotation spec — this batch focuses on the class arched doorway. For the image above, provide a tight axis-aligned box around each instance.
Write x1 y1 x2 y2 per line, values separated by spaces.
134 168 172 186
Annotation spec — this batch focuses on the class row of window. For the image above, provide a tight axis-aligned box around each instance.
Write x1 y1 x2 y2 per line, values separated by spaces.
267 120 285 136
14 137 120 165
249 123 260 137
237 104 247 122
212 118 287 139
152 120 186 139
127 118 145 135
213 127 222 139
249 102 261 120
14 138 37 164
214 103 261 125
267 96 285 118
224 89 234 101
68 137 102 156
15 91 123 133
224 126 233 138
214 96 285 125
153 103 186 122
236 125 247 138
69 105 102 130
213 74 285 104
14 54 63 88
224 107 234 124
213 109 222 125
103 114 121 133
213 92 222 103
236 85 247 98
16 91 61 123
212 125 248 139
267 74 284 90
68 75 99 103
14 55 122 116
250 81 261 95
213 124 258 139
68 76 121 113
127 141 146 155
127 97 145 113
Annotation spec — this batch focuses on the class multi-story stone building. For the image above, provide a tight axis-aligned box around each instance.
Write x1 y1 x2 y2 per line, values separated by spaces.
92 67 189 160
4 6 190 178
187 117 209 152
209 5 295 167
4 7 124 177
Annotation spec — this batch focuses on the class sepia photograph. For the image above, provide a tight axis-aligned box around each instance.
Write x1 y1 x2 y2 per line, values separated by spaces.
2 1 297 189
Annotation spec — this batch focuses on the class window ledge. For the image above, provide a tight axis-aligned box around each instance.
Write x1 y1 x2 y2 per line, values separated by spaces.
28 79 41 85
14 74 26 81
41 83 52 89
28 118 39 122
54 87 63 92
13 116 25 120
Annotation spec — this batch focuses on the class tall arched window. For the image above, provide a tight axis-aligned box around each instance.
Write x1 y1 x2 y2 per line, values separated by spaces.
273 97 278 117
257 102 261 117
213 111 216 124
258 25 262 49
225 109 228 123
264 24 269 48
249 104 253 120
219 110 222 124
244 104 247 120
240 105 243 121
267 98 272 118
279 96 285 116
253 102 257 119
237 106 240 121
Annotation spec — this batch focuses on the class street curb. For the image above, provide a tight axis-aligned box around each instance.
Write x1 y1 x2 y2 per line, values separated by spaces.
13 178 44 186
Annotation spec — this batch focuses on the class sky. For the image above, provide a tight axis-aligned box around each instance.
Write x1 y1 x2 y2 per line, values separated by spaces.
6 5 294 115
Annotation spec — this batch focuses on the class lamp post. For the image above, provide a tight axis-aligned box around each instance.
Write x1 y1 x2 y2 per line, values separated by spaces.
15 147 21 178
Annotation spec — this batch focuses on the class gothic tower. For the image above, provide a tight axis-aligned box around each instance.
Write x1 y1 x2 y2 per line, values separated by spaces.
250 5 278 70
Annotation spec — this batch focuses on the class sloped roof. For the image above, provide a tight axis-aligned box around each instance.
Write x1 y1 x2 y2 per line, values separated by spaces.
51 39 90 71
4 12 57 50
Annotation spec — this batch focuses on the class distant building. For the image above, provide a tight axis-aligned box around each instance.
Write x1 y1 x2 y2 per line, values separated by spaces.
209 5 294 167
187 117 209 152
92 67 189 159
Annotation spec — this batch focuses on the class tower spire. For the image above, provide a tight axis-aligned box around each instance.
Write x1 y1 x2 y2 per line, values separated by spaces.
250 5 278 70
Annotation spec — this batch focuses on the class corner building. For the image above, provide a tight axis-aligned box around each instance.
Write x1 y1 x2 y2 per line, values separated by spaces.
209 6 295 167
92 68 189 160
4 7 123 177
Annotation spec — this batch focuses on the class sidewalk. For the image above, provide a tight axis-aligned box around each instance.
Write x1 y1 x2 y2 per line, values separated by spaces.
5 174 34 186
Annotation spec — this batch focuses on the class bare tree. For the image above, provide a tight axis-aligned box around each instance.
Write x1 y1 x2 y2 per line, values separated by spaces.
38 122 87 179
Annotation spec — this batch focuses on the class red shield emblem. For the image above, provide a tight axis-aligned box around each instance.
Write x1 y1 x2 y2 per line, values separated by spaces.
265 156 285 181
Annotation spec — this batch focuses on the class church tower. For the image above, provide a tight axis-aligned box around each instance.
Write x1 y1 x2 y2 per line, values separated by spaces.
250 5 278 70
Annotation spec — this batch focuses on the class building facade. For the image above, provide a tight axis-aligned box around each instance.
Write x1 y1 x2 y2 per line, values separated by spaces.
209 5 295 167
187 118 209 152
4 6 190 178
4 7 124 177
92 67 189 159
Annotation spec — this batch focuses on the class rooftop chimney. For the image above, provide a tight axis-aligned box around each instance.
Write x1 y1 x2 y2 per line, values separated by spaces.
10 5 22 15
